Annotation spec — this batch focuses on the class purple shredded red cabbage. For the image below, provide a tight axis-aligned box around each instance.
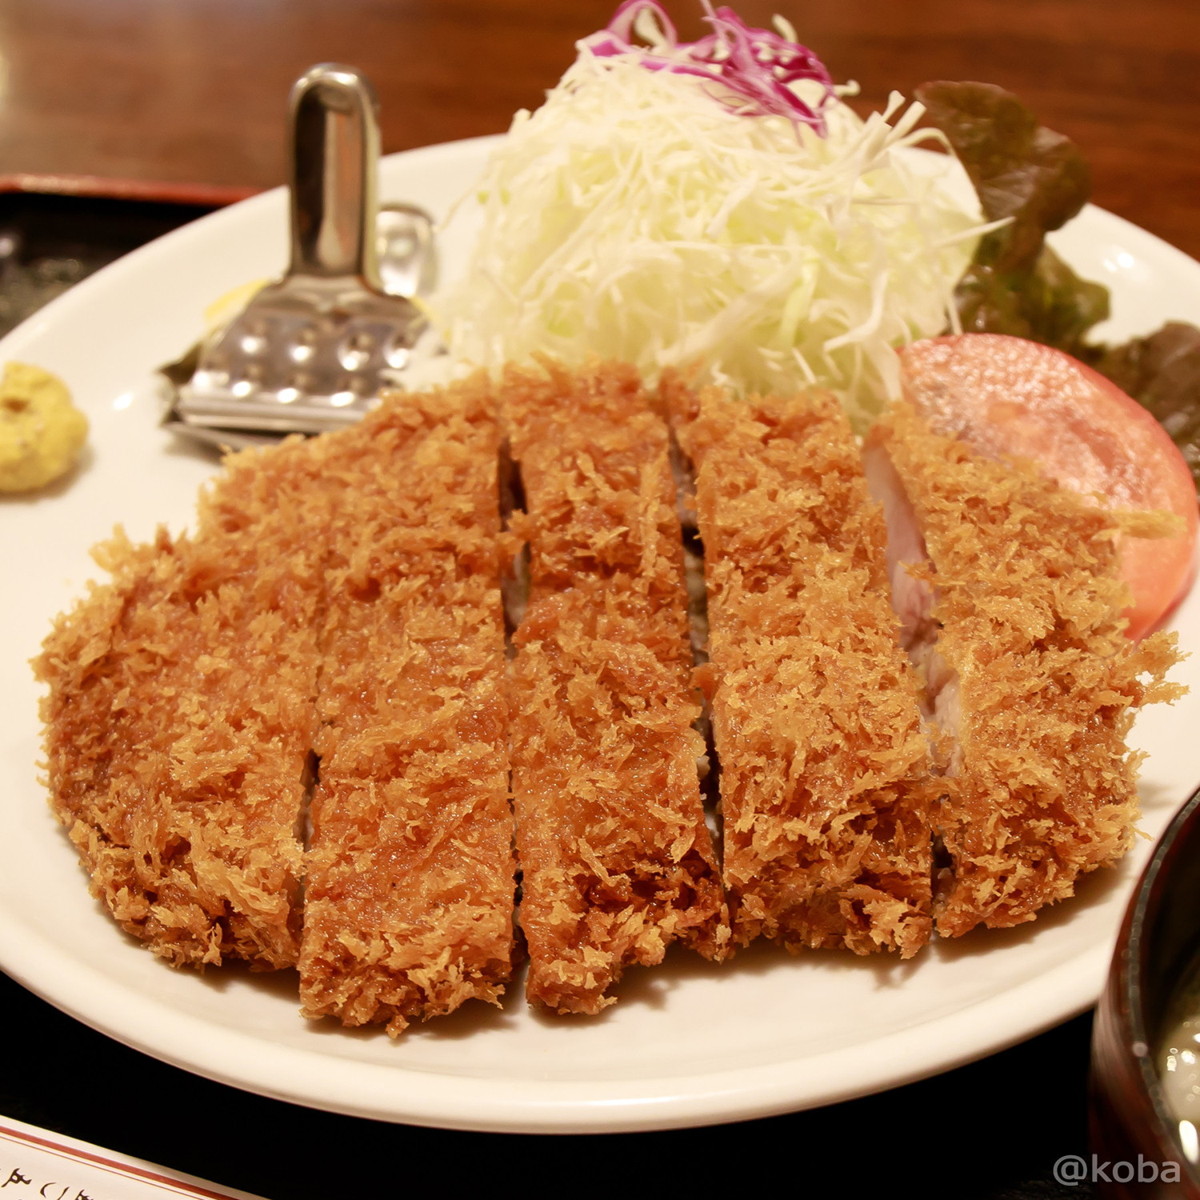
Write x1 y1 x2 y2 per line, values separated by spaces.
582 1 836 134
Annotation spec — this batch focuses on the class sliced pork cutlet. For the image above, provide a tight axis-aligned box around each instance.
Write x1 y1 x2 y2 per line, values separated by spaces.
866 401 1184 938
669 382 933 958
298 379 516 1036
503 359 728 1015
35 436 330 969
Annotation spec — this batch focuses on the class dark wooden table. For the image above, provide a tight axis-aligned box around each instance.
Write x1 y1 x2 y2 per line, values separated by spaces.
1 0 1197 258
2 0 1194 1194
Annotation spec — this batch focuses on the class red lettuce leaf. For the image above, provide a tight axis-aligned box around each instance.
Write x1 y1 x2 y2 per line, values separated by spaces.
917 80 1108 358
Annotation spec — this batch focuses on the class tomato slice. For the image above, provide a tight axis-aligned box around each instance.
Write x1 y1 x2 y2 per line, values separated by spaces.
897 333 1199 640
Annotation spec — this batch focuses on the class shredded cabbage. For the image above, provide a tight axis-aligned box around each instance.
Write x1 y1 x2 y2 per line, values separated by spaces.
433 7 985 423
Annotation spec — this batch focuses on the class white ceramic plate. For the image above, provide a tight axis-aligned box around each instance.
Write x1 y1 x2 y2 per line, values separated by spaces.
1 136 1198 1135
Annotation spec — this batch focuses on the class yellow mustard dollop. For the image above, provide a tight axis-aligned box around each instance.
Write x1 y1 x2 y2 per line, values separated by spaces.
0 362 88 493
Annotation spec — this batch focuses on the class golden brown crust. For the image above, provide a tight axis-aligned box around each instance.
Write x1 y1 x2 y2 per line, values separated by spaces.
37 380 516 1032
874 401 1185 937
297 379 516 1035
35 354 1187 1024
34 436 329 969
675 383 934 958
504 359 728 1014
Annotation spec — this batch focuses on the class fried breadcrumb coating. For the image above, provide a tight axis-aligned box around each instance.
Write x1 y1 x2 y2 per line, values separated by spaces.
669 379 934 958
38 381 517 1034
504 359 728 1014
298 378 516 1035
872 401 1185 937
36 435 329 968
34 356 1187 1035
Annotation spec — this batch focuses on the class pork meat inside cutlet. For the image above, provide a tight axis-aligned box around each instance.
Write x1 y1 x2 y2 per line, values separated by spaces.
866 401 1184 938
503 359 728 1015
35 436 330 969
298 378 516 1036
667 380 933 958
